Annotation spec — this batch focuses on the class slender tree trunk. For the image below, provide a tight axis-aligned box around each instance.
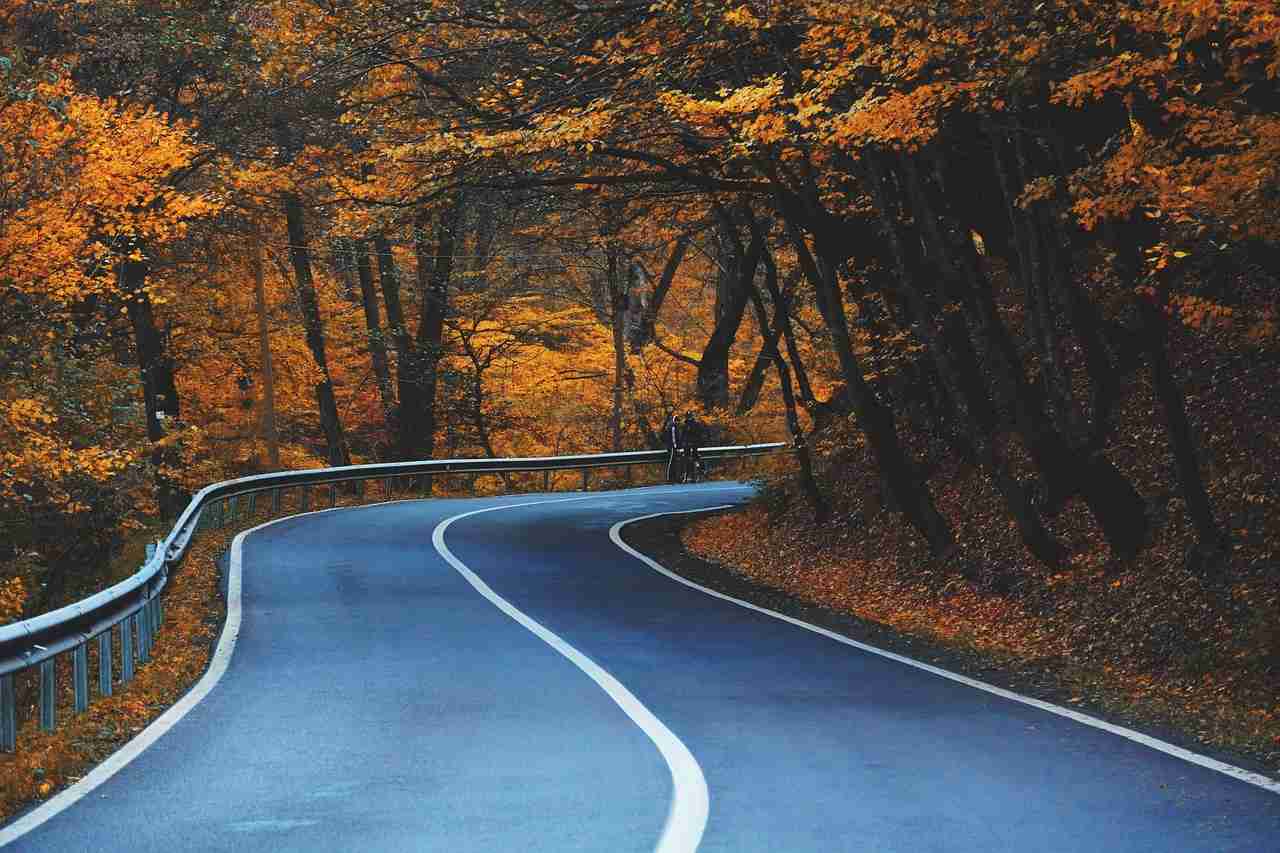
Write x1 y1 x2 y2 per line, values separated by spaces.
774 269 817 407
354 239 395 426
250 223 280 469
374 231 410 450
465 362 512 489
749 253 828 520
884 158 1064 566
786 222 955 555
736 273 798 415
898 153 1150 560
121 255 185 517
630 235 690 352
282 193 350 467
1138 289 1225 556
606 247 627 451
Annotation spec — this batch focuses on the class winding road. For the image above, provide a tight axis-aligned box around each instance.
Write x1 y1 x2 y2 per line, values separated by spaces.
4 483 1278 851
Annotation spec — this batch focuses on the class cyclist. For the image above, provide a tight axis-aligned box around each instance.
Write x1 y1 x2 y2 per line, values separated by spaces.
663 412 683 483
680 411 705 483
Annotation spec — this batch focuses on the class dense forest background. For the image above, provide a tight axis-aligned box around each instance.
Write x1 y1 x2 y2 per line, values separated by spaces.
2 0 1277 683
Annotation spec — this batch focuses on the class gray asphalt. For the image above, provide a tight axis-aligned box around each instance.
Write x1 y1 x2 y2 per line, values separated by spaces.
7 483 1279 851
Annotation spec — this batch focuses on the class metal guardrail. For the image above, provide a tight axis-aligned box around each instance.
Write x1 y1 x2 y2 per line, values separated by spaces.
0 442 785 751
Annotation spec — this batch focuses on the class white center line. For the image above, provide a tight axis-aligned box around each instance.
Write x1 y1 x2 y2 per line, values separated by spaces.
433 496 710 853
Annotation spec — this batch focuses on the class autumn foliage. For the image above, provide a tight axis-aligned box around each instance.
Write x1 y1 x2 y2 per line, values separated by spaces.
1 0 1278 779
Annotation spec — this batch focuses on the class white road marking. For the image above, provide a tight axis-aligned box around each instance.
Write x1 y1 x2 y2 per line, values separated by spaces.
433 498 710 853
611 506 1280 796
0 503 363 847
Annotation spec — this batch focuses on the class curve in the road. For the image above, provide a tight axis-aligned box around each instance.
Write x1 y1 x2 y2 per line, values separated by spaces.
433 498 708 853
1 483 1276 853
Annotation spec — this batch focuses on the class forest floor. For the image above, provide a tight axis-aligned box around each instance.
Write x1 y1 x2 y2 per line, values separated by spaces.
677 338 1280 779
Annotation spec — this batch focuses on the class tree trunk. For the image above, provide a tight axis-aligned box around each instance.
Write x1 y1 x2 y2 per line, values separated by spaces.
282 193 350 467
630 235 690 352
785 221 955 555
606 247 627 451
1138 292 1225 556
250 223 280 470
697 215 761 409
374 231 410 449
121 255 185 517
898 153 1150 560
885 158 1064 566
400 198 462 467
354 239 395 427
750 253 828 520
736 272 799 415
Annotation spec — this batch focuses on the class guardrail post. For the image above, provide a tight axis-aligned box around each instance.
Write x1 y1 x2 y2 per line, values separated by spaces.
328 483 337 507
248 492 258 516
271 487 281 513
39 658 55 732
98 630 113 697
355 479 365 500
384 478 392 500
300 485 310 512
73 641 89 713
228 495 239 522
138 600 152 664
121 618 135 683
0 674 14 752
582 469 590 491
624 464 632 484
543 470 551 492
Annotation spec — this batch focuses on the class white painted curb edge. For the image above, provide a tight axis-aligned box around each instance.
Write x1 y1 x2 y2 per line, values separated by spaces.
610 505 1280 797
433 496 709 853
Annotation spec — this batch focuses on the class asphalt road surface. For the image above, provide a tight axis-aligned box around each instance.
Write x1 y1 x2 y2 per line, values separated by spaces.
6 483 1279 851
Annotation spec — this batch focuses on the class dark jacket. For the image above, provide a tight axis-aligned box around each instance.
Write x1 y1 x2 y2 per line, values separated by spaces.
663 415 681 449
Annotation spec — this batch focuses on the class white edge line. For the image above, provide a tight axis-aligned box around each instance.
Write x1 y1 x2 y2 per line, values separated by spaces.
610 506 1280 797
432 496 709 853
0 502 372 847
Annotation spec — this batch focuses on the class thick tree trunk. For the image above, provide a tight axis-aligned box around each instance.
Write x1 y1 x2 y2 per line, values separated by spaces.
282 193 350 467
696 216 761 409
354 240 395 427
121 256 186 518
399 198 461 468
